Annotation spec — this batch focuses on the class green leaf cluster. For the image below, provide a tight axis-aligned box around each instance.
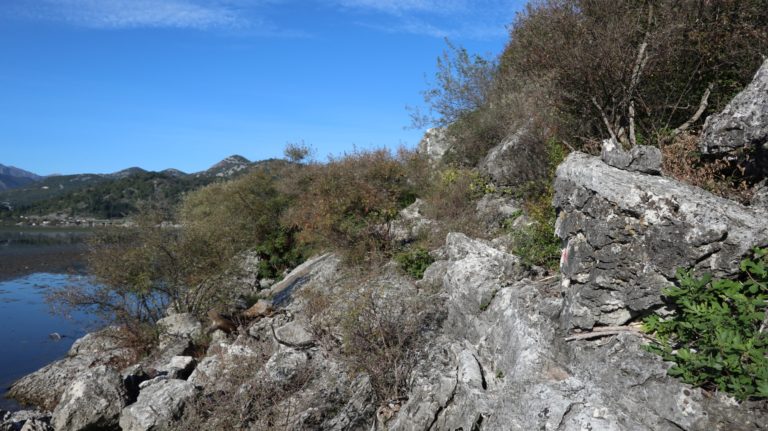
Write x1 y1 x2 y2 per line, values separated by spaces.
394 247 434 280
644 248 768 399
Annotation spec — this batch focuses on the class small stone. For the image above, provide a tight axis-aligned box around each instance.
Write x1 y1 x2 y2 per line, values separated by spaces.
600 139 662 174
242 299 274 319
164 356 196 380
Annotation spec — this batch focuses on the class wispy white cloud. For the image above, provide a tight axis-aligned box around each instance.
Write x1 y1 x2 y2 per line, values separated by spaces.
334 0 466 14
27 0 243 29
331 0 520 40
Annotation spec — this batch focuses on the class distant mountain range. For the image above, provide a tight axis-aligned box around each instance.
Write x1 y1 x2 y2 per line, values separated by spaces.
0 164 43 192
0 155 282 220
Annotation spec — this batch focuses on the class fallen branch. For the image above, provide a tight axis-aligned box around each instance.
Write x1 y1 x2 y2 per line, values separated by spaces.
565 325 651 342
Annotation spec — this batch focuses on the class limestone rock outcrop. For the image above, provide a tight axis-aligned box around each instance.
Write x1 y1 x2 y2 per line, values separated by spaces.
701 59 768 155
416 127 451 164
554 152 768 329
118 379 197 431
388 234 767 431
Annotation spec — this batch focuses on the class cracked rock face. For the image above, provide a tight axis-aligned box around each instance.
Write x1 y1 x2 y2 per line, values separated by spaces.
388 234 767 431
700 59 768 155
553 152 768 329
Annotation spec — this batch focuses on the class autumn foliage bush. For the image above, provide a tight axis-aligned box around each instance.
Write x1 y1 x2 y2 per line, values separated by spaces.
283 148 418 263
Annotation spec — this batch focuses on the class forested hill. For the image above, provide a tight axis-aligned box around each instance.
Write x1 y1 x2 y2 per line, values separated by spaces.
0 156 287 220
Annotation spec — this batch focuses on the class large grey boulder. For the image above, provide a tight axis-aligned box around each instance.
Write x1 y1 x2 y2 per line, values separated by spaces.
479 128 547 187
118 379 197 431
701 59 768 155
554 152 768 329
8 327 133 410
416 127 450 164
156 313 202 348
51 365 127 431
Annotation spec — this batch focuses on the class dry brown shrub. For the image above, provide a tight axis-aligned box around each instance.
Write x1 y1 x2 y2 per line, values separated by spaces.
282 148 417 264
175 354 315 431
300 268 444 403
418 167 490 249
662 133 752 203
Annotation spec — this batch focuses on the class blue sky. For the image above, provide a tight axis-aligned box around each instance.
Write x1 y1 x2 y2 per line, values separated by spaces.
0 0 525 175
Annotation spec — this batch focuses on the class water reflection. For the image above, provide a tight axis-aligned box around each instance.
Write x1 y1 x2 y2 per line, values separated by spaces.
0 227 92 248
0 227 93 282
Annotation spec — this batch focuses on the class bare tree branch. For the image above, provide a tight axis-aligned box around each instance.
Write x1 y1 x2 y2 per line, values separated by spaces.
591 96 618 143
670 82 714 138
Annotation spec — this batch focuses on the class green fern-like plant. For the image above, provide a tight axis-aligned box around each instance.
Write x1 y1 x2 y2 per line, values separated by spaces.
643 248 768 400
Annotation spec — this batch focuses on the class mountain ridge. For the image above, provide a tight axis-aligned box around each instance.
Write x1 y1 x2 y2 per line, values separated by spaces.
0 155 277 220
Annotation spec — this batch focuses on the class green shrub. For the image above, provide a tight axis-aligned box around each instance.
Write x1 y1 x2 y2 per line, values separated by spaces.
510 139 566 270
179 167 303 281
395 247 434 279
643 248 768 400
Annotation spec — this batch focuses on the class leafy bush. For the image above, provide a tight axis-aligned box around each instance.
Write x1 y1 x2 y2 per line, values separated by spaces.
180 168 303 281
644 248 768 400
284 149 417 263
503 0 768 147
283 140 312 163
60 165 308 340
422 167 487 234
51 209 181 345
394 247 434 279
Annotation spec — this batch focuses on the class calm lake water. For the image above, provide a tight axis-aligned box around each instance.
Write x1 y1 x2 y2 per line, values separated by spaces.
0 228 100 410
